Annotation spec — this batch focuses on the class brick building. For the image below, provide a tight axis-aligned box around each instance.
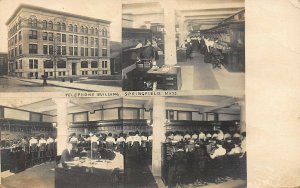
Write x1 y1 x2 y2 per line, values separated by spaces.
6 4 111 78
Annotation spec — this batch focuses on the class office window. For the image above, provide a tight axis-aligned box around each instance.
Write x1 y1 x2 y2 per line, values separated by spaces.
90 27 94 34
91 37 94 45
102 39 107 46
57 60 66 68
62 23 66 31
42 20 47 29
74 35 78 43
29 59 38 69
102 28 107 36
62 46 66 55
69 47 73 55
57 33 61 42
102 61 108 68
14 47 17 56
19 60 22 69
95 28 98 35
32 18 37 28
69 35 73 43
74 47 78 56
102 49 107 57
29 72 34 77
57 46 61 55
49 45 53 55
48 21 53 29
81 26 84 33
74 25 77 32
48 33 53 41
19 45 22 55
49 72 53 76
91 48 94 56
56 22 61 31
29 30 37 39
85 48 88 56
18 31 22 41
15 61 18 69
95 38 99 46
58 72 62 76
80 36 84 44
84 37 88 44
91 61 98 68
43 32 47 40
80 47 84 56
44 60 53 68
29 44 38 54
81 61 88 68
14 35 17 44
85 27 88 34
69 24 73 32
95 48 99 56
43 45 48 55
62 34 66 42
28 18 32 27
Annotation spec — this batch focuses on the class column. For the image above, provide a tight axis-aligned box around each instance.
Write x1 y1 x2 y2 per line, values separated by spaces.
178 15 187 47
163 0 177 65
152 97 166 177
53 98 69 155
239 100 246 133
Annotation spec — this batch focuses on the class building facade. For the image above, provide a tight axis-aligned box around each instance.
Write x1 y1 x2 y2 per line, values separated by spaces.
6 5 111 78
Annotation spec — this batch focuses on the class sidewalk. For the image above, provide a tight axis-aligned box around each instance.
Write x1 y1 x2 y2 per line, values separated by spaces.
6 76 122 92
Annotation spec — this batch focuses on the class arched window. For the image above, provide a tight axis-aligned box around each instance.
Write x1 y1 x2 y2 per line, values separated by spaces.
95 28 99 35
28 18 32 27
57 60 66 68
32 18 37 27
48 21 53 29
62 23 66 31
90 27 94 34
74 25 77 32
69 24 73 32
56 22 61 31
85 26 88 34
42 20 47 29
81 26 84 33
81 61 88 68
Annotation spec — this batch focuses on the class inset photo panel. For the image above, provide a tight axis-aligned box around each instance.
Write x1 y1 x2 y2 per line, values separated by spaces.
122 0 245 91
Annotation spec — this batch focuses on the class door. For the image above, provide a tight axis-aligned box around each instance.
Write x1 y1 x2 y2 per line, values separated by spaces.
72 63 76 75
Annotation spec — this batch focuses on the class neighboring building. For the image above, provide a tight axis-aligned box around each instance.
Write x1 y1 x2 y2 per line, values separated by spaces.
6 4 111 78
0 53 8 76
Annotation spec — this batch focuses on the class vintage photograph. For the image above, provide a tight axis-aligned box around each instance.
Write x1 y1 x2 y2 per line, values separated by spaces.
0 0 122 92
121 0 245 91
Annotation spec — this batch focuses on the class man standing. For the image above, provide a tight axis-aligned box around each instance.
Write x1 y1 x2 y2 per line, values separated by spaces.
60 143 73 168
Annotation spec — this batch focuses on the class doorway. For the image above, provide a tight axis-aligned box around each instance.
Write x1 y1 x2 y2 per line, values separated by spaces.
72 63 77 75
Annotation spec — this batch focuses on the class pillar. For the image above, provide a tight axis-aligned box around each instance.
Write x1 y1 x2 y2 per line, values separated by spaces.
152 97 166 177
239 100 246 133
163 0 177 65
53 98 69 155
178 16 187 47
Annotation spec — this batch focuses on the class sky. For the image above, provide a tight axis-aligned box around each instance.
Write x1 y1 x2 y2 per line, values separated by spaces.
0 0 122 53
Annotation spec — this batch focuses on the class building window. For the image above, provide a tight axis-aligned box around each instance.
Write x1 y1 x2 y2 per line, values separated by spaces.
48 33 53 41
69 35 73 43
57 33 61 42
49 72 53 76
102 49 107 57
102 28 107 36
58 72 62 76
19 60 22 69
62 46 66 55
95 38 99 46
80 36 84 44
19 45 22 55
57 46 61 55
91 61 98 68
14 35 17 44
29 59 38 69
29 72 34 77
69 47 73 55
103 70 107 74
85 27 88 34
57 60 66 68
74 47 78 56
42 20 47 29
80 47 84 56
81 26 84 33
43 32 47 40
95 48 99 56
18 31 22 41
29 30 37 39
91 37 94 45
85 48 88 56
102 39 107 46
81 61 88 68
74 35 78 43
102 61 108 68
69 24 73 32
90 27 94 34
95 28 98 35
43 45 48 54
56 22 61 31
91 48 94 56
32 18 37 28
28 18 32 27
84 37 88 44
48 21 53 29
44 60 53 68
29 44 38 54
62 23 66 31
62 34 66 42
74 25 77 32
15 61 18 69
14 47 17 56
49 45 53 54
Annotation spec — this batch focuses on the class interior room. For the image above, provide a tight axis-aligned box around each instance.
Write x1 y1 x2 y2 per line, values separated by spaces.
122 0 245 91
